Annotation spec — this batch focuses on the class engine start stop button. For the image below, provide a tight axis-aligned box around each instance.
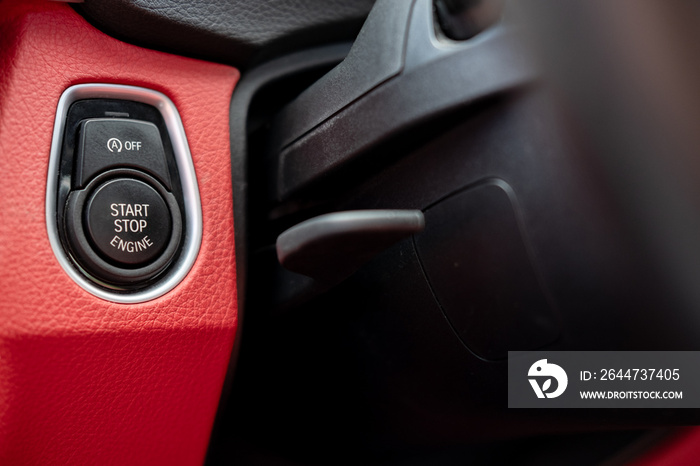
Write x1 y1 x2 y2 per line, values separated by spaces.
85 177 172 266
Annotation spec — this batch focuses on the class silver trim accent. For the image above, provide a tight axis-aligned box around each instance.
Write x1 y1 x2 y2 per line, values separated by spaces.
46 84 202 303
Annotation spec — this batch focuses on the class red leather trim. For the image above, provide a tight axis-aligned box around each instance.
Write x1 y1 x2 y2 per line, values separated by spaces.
0 2 239 464
628 428 700 466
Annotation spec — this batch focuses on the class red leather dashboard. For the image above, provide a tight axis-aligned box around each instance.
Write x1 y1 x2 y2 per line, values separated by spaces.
0 1 239 464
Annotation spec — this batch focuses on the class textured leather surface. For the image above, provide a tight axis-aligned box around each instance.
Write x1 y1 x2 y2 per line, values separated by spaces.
0 1 239 464
77 0 375 68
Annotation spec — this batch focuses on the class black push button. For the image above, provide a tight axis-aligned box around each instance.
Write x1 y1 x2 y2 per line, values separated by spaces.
85 178 172 266
76 118 172 189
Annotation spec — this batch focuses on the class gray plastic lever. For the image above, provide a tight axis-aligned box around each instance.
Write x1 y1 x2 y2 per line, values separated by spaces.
277 210 425 284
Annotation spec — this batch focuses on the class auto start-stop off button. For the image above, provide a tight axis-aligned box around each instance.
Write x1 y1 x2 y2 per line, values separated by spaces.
85 178 172 266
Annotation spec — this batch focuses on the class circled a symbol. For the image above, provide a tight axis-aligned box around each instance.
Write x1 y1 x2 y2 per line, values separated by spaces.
107 138 123 153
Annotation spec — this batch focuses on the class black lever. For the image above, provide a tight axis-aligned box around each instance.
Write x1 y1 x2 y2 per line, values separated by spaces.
277 210 425 286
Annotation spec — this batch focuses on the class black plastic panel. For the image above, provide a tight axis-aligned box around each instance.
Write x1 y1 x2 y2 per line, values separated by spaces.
214 0 700 463
415 180 559 360
270 0 413 152
266 0 536 202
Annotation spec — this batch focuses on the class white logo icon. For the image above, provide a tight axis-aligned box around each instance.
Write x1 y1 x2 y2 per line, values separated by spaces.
107 138 123 153
528 359 568 399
